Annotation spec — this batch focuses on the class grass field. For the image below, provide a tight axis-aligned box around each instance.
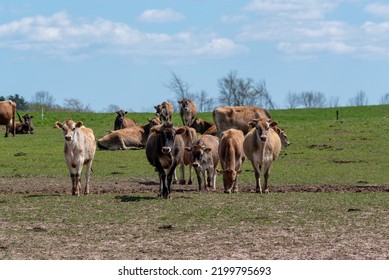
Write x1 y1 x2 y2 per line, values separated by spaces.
0 105 388 259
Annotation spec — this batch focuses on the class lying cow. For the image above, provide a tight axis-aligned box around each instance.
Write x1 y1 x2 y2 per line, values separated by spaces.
154 101 173 123
98 117 160 150
12 113 34 135
190 117 214 134
213 106 272 135
185 134 219 191
114 110 137 130
0 100 16 137
243 118 281 193
218 128 245 193
146 123 186 199
55 119 96 196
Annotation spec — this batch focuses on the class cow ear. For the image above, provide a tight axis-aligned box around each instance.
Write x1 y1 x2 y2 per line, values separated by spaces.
76 121 83 128
204 148 212 153
175 127 186 135
270 120 278 127
124 111 128 115
237 169 243 174
185 147 192 152
30 115 33 119
55 121 63 129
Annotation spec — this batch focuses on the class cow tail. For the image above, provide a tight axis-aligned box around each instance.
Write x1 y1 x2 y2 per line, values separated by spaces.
12 103 16 136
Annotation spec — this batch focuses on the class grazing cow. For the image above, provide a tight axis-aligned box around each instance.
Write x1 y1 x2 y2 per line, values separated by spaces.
271 124 290 147
243 118 281 194
177 126 197 185
178 98 197 126
98 117 160 150
213 106 272 135
190 117 214 134
12 113 34 135
154 101 173 123
185 134 219 191
114 110 137 130
146 123 186 199
55 119 96 196
218 129 245 193
0 100 16 137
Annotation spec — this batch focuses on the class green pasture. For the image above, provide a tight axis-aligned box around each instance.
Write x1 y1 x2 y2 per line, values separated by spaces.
1 105 388 186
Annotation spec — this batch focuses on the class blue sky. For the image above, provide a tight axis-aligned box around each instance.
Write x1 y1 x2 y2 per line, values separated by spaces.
1 0 389 112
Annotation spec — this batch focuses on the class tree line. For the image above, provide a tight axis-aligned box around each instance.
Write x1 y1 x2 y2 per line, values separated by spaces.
2 71 389 112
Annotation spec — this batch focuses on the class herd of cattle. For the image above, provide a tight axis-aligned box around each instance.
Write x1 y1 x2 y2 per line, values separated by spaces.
0 99 289 199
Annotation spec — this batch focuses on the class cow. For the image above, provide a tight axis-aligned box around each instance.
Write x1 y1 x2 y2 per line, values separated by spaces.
178 98 197 126
114 110 137 130
271 124 290 147
12 113 34 135
98 117 160 150
177 126 197 185
0 100 16 137
185 134 219 191
55 119 96 196
154 101 173 123
145 123 186 199
213 106 272 135
243 118 281 194
190 117 214 134
217 128 245 193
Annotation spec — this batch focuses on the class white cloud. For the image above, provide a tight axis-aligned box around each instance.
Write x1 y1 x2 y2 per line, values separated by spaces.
137 8 184 23
365 3 389 19
0 11 246 61
278 41 355 54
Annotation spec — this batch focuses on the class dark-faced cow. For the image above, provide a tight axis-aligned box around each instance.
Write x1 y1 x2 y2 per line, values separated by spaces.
154 101 173 123
146 123 186 199
98 117 160 150
55 119 96 196
243 118 281 193
12 113 34 135
114 110 137 130
178 98 197 126
190 117 214 134
218 128 245 193
213 106 272 135
185 134 219 191
0 100 16 137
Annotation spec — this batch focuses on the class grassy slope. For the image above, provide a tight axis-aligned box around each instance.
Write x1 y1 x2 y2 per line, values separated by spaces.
1 105 388 186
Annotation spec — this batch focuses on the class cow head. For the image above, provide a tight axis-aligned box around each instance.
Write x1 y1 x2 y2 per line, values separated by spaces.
22 114 33 125
116 110 128 122
153 123 185 155
185 144 212 168
271 125 290 147
249 118 275 142
154 104 162 116
56 120 83 142
178 98 197 126
217 168 242 193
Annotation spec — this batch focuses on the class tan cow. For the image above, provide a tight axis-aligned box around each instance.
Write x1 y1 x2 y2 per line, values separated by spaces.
178 98 197 126
55 119 96 196
185 134 219 191
154 101 174 123
243 118 281 193
0 100 16 137
98 117 160 150
177 126 197 185
218 128 245 193
271 124 290 147
190 117 214 134
114 110 137 130
213 106 272 135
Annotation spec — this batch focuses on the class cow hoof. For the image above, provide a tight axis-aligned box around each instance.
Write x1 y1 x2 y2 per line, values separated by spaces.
188 180 193 185
179 179 186 185
224 190 231 194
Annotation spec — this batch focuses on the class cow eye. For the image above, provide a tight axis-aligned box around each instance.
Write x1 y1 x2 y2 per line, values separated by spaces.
72 127 76 131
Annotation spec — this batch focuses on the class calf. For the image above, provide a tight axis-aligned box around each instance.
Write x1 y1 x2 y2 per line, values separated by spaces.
185 134 219 191
55 119 96 196
146 123 185 199
218 129 245 193
98 117 160 150
243 118 281 193
13 113 34 135
0 100 16 137
154 101 173 123
114 110 137 130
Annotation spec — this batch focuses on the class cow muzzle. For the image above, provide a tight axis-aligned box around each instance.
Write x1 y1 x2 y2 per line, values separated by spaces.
162 147 171 154
65 136 72 141
260 135 267 142
192 162 200 168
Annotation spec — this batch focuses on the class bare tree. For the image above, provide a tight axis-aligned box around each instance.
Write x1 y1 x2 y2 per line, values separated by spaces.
286 92 300 109
379 93 389 105
105 104 121 113
165 72 195 101
328 96 340 108
218 70 239 106
349 91 368 106
196 90 209 112
29 91 58 111
300 91 326 108
63 98 93 112
253 79 275 109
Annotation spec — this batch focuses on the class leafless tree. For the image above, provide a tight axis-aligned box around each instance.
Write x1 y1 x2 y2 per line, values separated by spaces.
253 79 275 109
105 104 121 113
300 91 326 108
63 98 93 112
328 96 340 108
349 91 368 106
165 72 195 101
29 91 58 111
218 70 239 106
286 92 300 109
379 93 389 105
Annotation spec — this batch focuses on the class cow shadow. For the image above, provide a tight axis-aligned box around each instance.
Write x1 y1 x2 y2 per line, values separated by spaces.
114 195 156 202
26 194 61 198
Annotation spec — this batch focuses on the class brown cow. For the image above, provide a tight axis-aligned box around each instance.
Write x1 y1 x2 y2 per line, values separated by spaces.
213 106 272 135
55 119 96 196
12 113 34 135
243 118 281 193
154 101 173 123
98 117 160 150
218 128 245 193
145 123 186 199
178 98 197 126
114 110 137 130
177 126 197 185
185 134 219 191
0 100 16 137
190 117 214 134
271 124 290 147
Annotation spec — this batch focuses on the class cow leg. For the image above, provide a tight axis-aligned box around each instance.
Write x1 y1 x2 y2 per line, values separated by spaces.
84 160 93 195
253 162 262 193
187 163 193 185
194 167 202 191
179 161 186 185
159 170 168 199
210 168 217 191
70 173 77 195
4 125 9 137
166 168 176 199
263 162 272 194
